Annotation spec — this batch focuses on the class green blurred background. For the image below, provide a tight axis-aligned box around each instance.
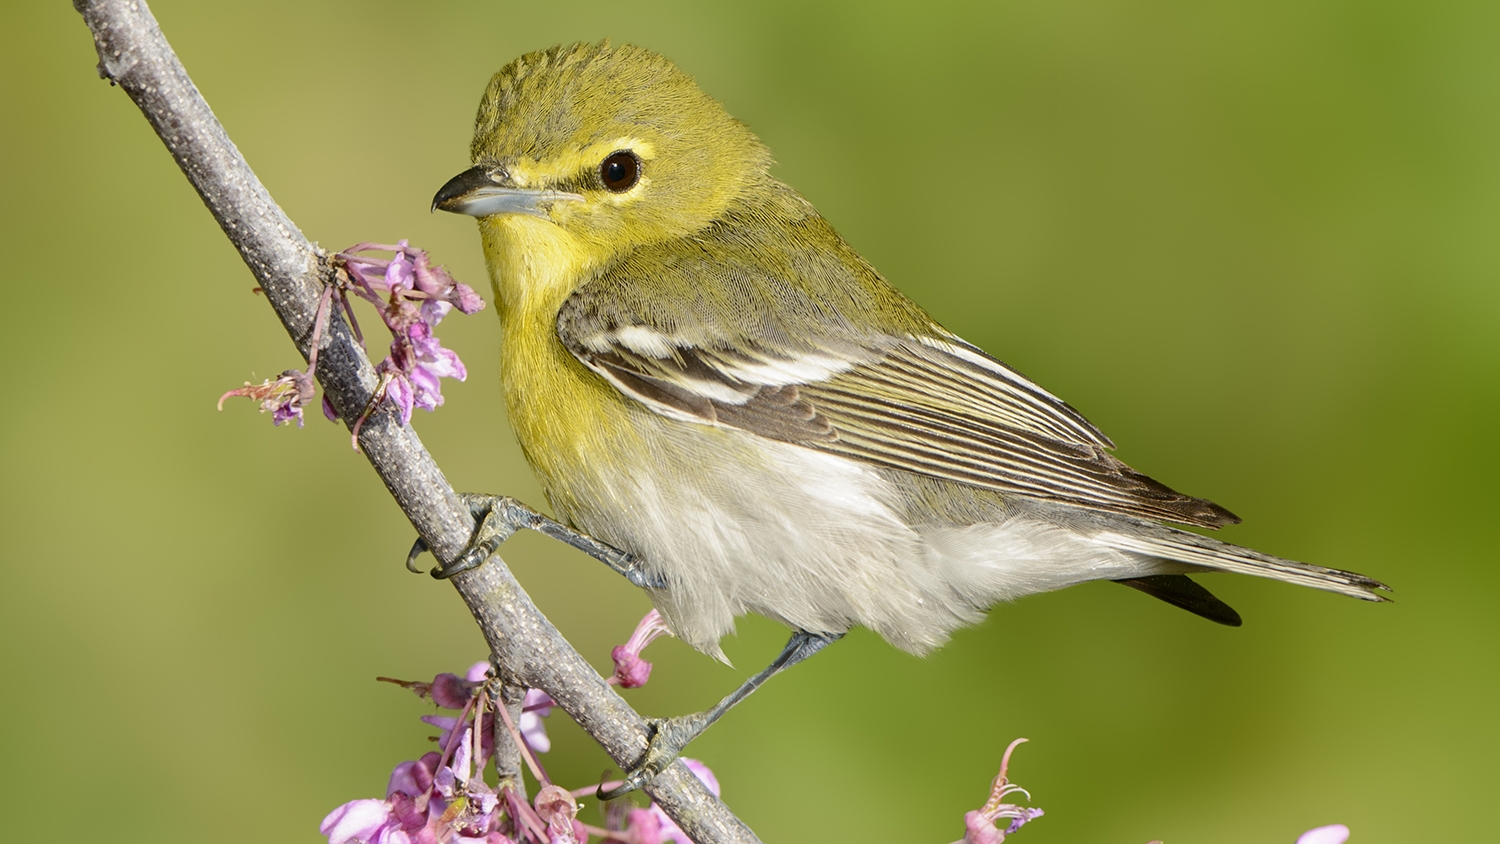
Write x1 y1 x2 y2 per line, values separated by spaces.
4 1 1495 841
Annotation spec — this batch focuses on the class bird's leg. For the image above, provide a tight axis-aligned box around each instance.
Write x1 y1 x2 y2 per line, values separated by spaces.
598 629 844 800
406 493 663 588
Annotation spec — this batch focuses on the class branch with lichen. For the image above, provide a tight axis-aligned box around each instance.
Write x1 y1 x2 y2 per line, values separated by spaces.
71 2 753 842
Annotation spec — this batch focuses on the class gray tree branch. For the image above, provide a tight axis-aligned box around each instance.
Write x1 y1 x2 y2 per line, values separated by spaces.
72 2 757 842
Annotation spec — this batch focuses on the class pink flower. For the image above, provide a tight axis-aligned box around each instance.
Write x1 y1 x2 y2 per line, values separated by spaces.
222 240 481 436
1297 825 1351 844
610 610 672 689
336 241 484 441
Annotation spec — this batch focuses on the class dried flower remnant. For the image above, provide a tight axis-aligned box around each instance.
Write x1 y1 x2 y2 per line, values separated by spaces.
953 738 1043 844
217 369 316 427
533 785 583 844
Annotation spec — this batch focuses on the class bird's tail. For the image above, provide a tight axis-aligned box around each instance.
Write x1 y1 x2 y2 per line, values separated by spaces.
1095 522 1392 603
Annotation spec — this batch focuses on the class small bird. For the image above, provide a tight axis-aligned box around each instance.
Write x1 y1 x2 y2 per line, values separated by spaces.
432 41 1388 796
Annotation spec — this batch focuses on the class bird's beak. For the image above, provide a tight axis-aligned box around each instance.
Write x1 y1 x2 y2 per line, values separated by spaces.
431 166 584 218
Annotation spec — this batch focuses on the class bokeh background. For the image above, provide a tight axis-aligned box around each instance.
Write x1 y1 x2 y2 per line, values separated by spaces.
5 1 1496 841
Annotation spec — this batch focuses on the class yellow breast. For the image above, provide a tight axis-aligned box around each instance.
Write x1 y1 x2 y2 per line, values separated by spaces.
478 215 645 520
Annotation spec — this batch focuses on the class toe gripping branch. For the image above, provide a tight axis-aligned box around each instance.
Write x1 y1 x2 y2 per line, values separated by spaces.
405 494 665 588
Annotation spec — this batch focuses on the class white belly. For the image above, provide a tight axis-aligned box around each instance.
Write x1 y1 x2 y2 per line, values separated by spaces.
550 415 1163 658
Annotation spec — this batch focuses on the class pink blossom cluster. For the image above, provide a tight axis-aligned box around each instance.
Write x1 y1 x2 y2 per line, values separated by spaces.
219 240 484 442
337 241 484 435
320 613 704 844
319 608 1339 844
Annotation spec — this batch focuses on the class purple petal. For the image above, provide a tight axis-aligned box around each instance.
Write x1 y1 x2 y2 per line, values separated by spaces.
519 688 554 754
627 808 663 844
611 646 652 688
420 347 466 381
385 251 415 292
681 758 719 797
411 250 452 296
1006 807 1044 834
1297 825 1350 844
387 760 428 800
407 324 466 378
450 283 485 315
406 321 442 355
646 805 691 844
385 375 415 425
388 792 429 831
519 710 550 753
271 401 305 427
420 714 459 748
372 829 412 844
449 727 474 781
408 367 443 410
639 761 715 844
470 786 500 817
420 298 455 327
464 662 490 683
962 809 1004 844
430 673 473 710
522 688 555 714
321 798 393 844
622 610 672 653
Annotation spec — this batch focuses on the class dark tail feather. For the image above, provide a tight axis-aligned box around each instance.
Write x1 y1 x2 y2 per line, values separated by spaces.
1115 574 1243 627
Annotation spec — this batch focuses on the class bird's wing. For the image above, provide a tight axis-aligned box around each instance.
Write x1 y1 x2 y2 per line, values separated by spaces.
557 216 1238 529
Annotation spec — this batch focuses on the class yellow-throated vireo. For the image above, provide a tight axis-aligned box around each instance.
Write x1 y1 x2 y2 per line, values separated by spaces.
431 41 1389 798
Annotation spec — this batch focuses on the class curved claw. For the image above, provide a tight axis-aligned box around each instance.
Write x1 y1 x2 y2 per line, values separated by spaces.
407 534 489 579
596 770 652 801
406 537 429 573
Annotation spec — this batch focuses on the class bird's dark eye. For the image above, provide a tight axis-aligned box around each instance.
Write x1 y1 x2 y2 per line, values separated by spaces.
599 151 641 192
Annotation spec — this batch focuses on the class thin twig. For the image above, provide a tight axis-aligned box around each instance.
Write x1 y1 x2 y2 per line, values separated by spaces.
489 679 530 802
72 2 756 842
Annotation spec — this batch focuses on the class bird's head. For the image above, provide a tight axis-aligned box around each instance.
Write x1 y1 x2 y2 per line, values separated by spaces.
434 42 772 267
